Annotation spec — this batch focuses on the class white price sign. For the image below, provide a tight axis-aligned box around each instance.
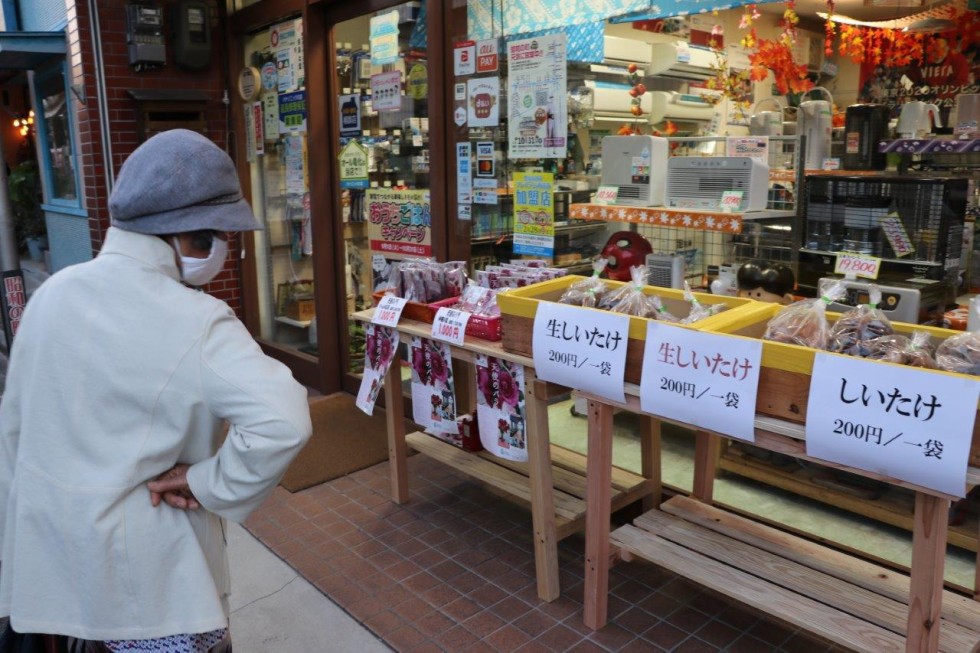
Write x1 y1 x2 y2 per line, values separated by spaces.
593 185 618 206
532 303 629 403
432 307 471 345
640 324 762 442
372 295 408 327
719 190 744 213
834 251 881 280
806 353 980 497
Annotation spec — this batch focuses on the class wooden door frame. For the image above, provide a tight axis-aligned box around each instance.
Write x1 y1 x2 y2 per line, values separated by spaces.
308 0 450 395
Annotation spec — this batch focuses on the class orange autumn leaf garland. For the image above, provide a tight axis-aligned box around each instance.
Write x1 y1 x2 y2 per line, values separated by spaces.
744 1 814 96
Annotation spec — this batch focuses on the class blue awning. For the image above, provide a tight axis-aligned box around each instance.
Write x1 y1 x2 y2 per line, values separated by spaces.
0 31 66 70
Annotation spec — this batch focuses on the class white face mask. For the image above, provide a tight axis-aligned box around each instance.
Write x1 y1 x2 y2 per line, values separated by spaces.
172 235 228 286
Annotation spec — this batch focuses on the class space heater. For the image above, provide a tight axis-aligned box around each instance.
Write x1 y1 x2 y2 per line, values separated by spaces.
645 253 686 289
665 156 769 212
600 135 670 206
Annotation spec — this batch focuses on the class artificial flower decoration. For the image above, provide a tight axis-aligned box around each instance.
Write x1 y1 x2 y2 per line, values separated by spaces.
620 62 649 135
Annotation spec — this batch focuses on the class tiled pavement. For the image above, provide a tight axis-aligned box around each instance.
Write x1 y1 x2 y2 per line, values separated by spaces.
245 452 851 653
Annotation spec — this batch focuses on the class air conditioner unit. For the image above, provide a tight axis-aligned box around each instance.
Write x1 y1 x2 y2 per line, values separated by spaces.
666 157 769 212
599 35 653 70
586 80 653 126
600 135 670 206
645 253 686 289
648 42 717 81
648 91 717 124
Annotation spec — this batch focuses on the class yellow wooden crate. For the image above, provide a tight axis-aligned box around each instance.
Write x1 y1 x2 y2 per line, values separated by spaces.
709 302 980 466
496 275 771 383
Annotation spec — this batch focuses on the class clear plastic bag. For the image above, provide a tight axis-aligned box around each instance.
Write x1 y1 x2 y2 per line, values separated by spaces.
558 259 608 308
680 281 725 325
764 281 847 348
827 285 894 357
604 265 655 317
937 331 980 375
648 295 680 323
865 331 938 368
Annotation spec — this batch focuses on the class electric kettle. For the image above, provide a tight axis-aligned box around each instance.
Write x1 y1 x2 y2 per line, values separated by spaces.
749 97 784 137
896 101 941 138
797 87 834 170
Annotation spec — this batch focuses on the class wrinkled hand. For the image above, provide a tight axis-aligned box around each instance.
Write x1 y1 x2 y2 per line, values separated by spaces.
147 463 200 510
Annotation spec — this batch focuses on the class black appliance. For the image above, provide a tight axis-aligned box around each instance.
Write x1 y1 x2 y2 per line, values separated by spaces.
798 174 968 311
842 104 891 171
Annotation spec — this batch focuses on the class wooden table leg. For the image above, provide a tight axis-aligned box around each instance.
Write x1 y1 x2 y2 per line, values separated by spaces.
692 430 719 503
907 492 950 653
525 368 560 602
641 417 662 512
584 399 615 630
384 355 409 504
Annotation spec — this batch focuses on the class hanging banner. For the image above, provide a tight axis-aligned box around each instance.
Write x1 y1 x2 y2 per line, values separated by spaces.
475 355 528 462
410 337 458 434
370 10 400 65
355 324 400 415
244 103 257 162
251 102 264 156
507 33 567 159
366 188 432 259
262 93 278 141
339 140 369 189
513 172 555 257
1 270 26 350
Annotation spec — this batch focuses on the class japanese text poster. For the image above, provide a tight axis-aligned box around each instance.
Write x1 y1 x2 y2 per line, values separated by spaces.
366 188 432 259
339 93 361 136
369 10 400 65
278 90 307 134
640 324 762 442
411 337 457 434
507 33 567 159
476 355 528 462
356 324 400 415
339 140 369 189
532 302 629 403
513 172 554 257
371 71 403 112
806 353 980 496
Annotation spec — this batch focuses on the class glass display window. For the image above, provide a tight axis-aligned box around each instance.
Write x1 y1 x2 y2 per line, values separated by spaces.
333 3 433 375
243 16 316 356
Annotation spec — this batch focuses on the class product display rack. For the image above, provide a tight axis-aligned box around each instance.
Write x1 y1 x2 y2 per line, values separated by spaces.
349 309 657 602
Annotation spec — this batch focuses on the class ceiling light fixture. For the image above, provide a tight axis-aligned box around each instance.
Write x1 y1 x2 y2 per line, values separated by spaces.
818 0 963 29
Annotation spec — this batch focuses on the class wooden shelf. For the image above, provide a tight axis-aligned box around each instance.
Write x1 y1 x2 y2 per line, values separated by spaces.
611 496 980 652
718 444 980 553
406 431 653 539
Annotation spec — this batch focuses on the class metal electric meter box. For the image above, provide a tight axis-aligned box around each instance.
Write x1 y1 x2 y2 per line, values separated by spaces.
173 0 212 70
125 3 166 70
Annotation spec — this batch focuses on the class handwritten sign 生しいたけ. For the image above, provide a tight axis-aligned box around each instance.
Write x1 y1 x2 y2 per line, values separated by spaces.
805 352 980 497
531 302 629 403
640 323 762 442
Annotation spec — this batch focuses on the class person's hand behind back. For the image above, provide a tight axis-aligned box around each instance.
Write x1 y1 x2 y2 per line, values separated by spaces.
148 464 200 510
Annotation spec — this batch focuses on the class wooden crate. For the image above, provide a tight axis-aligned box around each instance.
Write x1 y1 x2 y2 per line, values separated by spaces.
711 303 980 466
496 276 770 384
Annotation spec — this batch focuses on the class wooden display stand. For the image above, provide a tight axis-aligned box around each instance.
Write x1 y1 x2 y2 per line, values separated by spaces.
350 309 656 601
579 386 980 652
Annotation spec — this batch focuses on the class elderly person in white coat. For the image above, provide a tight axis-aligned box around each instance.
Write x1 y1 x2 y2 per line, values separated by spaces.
0 129 312 652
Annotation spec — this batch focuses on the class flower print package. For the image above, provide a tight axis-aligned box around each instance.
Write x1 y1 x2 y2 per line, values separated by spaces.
475 354 527 462
355 324 400 415
410 336 458 434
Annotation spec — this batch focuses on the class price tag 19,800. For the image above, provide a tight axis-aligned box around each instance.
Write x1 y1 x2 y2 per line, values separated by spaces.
834 251 881 280
640 323 762 442
431 307 471 345
372 295 408 327
805 352 980 497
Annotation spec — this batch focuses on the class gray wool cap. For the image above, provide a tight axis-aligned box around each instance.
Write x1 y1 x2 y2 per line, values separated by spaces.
109 129 261 234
